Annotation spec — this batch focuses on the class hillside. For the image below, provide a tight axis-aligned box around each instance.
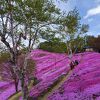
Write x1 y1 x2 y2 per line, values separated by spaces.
48 52 100 100
0 50 100 100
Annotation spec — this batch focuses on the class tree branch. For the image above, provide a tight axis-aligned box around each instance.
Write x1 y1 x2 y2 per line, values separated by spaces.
0 33 13 54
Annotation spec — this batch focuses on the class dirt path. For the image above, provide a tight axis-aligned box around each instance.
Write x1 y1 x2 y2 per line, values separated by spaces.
0 76 2 80
39 70 72 100
8 80 34 100
8 70 72 100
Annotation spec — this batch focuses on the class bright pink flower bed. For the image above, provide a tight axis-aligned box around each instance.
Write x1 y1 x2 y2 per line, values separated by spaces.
29 50 70 97
0 50 100 100
48 52 100 100
0 50 70 99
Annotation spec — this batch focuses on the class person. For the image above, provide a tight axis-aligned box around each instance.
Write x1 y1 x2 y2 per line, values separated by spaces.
74 60 79 65
70 60 79 70
70 61 75 70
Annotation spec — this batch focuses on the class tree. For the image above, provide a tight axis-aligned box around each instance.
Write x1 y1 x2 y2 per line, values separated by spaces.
0 61 19 92
0 0 66 99
38 38 67 53
68 37 86 53
86 35 100 52
59 9 89 67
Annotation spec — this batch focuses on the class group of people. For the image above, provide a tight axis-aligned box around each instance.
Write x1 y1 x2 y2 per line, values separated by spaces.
70 60 79 70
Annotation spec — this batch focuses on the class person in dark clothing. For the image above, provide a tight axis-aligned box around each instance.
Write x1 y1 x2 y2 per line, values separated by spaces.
70 61 75 70
70 60 79 70
75 60 79 65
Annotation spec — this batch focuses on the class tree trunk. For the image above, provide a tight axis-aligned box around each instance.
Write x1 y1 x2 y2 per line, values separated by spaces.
20 72 28 100
14 78 19 92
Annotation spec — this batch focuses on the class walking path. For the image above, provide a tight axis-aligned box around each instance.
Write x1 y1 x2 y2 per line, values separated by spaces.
39 70 72 100
8 68 72 100
0 76 2 80
8 80 34 100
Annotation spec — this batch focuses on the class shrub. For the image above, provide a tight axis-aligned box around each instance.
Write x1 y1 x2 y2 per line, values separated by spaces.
38 41 67 53
0 51 10 63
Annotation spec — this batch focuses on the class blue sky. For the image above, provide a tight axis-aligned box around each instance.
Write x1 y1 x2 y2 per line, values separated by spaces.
56 0 100 37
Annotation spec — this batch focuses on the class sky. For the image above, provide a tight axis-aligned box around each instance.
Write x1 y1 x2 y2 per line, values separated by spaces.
1 0 100 49
56 0 100 37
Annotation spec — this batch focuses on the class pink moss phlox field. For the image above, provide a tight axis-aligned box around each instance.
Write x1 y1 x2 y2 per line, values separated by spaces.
0 85 16 99
29 50 70 97
0 50 100 100
0 81 15 99
0 49 69 99
48 52 100 100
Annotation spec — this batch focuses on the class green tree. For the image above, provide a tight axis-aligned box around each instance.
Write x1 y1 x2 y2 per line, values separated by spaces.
0 0 68 99
86 35 100 52
59 9 89 63
38 37 67 53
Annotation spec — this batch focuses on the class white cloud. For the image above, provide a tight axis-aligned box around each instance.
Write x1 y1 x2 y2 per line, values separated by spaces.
84 5 100 19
